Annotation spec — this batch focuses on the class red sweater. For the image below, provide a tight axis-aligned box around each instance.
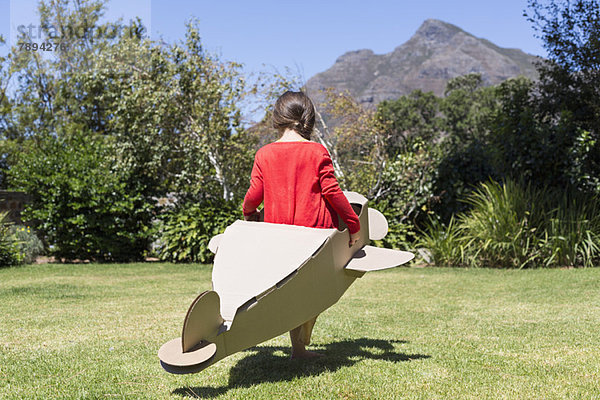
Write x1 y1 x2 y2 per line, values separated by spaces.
243 141 361 234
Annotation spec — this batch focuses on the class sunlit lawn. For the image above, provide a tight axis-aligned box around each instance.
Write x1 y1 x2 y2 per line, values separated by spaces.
1 262 599 399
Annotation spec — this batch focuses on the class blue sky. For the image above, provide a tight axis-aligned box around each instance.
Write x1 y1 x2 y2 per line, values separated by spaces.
2 0 546 83
151 0 547 82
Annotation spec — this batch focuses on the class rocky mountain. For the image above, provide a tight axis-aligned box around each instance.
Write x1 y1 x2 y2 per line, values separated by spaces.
305 19 540 107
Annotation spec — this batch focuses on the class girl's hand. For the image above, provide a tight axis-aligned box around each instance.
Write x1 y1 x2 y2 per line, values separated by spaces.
244 211 261 222
349 230 360 247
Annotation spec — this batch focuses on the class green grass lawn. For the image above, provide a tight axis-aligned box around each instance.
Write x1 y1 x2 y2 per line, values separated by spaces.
1 263 599 399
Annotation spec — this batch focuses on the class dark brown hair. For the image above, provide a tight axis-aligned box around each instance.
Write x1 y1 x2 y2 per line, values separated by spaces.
272 91 316 140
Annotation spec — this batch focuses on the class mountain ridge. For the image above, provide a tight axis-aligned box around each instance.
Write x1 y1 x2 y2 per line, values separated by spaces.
305 19 540 107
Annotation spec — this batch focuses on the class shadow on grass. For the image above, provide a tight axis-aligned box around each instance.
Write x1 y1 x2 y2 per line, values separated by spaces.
172 337 430 399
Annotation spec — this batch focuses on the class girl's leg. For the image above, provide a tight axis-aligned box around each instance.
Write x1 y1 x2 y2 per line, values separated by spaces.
290 316 322 359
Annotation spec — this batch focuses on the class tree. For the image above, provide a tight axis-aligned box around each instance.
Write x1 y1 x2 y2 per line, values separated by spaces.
488 76 574 187
3 0 256 260
311 89 442 246
440 73 499 145
318 88 386 199
525 0 600 193
430 75 501 220
0 35 14 188
526 0 600 129
376 90 440 158
92 19 251 202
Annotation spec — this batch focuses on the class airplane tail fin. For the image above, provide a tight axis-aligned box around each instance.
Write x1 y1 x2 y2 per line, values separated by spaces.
158 291 224 374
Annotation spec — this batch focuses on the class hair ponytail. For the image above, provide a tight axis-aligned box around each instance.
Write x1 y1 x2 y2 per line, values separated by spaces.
272 91 316 140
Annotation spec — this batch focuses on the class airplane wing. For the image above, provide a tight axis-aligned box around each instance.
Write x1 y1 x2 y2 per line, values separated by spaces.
345 245 414 274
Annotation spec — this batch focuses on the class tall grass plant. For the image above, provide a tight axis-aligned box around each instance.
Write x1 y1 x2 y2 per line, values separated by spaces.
418 180 600 268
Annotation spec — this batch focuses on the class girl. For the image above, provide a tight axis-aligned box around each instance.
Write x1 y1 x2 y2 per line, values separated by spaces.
242 90 361 359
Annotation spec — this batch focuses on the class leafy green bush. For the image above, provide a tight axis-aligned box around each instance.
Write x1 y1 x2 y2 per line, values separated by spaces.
7 130 154 262
418 180 600 268
0 212 23 267
417 216 465 267
155 199 241 263
370 138 440 249
9 225 44 264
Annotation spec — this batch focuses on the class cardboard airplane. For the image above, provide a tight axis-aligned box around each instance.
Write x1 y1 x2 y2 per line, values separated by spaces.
158 191 414 374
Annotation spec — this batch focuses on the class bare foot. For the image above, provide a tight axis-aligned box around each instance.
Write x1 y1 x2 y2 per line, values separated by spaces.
290 350 324 360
